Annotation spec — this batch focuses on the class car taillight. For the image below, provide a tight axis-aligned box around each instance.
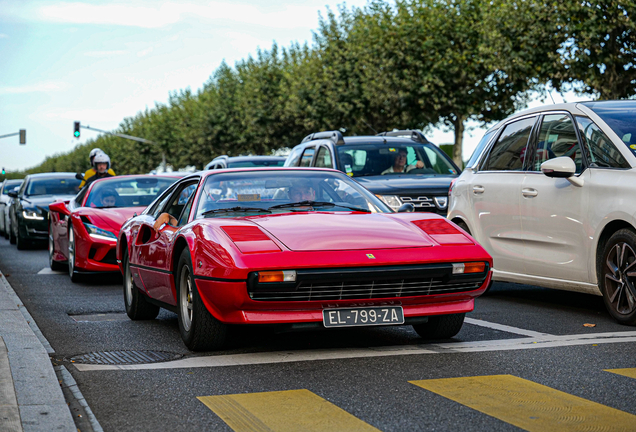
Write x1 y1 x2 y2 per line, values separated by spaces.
449 178 457 196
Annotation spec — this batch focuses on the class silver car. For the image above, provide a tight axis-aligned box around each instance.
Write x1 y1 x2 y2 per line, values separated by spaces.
0 179 23 239
448 101 636 325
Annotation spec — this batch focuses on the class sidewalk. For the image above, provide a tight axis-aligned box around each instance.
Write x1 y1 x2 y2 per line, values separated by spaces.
0 272 75 432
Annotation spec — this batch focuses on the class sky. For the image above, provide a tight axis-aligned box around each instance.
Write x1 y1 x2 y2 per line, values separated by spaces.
0 0 574 172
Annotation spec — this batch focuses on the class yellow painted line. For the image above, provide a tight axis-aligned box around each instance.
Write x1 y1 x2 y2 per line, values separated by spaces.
198 389 380 432
410 374 636 432
605 368 636 379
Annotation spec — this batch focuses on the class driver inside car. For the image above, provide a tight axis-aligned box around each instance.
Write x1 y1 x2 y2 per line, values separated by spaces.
382 148 424 174
288 183 316 202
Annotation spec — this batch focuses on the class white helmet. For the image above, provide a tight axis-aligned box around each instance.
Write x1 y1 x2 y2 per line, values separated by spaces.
89 148 104 167
93 152 110 170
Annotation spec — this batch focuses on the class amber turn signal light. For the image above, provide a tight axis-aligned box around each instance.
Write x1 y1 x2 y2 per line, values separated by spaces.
452 262 486 274
257 270 297 283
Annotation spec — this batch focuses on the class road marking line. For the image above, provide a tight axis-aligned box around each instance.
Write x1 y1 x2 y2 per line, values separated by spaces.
73 331 636 372
198 389 379 432
410 374 636 431
605 368 636 380
465 317 551 337
37 267 65 275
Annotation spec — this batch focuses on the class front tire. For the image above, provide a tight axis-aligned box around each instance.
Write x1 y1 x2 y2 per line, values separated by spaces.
176 248 227 351
599 229 636 325
123 249 159 320
412 313 465 339
9 219 16 244
16 225 29 250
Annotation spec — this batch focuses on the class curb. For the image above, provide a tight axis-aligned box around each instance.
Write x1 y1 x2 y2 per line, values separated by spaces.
0 272 76 431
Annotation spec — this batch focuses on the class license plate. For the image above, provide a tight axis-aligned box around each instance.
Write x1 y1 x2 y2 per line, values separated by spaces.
323 306 404 328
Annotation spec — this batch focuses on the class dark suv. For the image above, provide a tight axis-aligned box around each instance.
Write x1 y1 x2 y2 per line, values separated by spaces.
284 130 460 215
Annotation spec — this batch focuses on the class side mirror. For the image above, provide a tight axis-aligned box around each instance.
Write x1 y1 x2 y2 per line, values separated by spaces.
49 201 71 217
75 173 84 181
541 157 576 178
397 203 415 213
541 156 584 187
7 190 18 198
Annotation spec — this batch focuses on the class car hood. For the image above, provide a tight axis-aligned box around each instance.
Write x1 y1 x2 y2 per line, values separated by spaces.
81 207 145 232
23 195 76 211
354 175 455 195
249 212 434 251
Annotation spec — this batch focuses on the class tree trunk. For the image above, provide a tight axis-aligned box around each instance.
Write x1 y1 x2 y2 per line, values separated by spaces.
452 115 464 168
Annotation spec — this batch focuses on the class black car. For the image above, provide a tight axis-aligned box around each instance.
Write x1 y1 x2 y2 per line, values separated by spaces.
8 172 81 249
284 130 461 215
204 155 286 170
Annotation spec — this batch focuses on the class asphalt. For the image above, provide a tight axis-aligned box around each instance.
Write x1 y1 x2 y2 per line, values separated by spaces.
0 271 75 432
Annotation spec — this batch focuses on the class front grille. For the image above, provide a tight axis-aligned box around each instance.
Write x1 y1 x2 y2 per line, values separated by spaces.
101 249 117 265
400 195 435 208
248 268 486 302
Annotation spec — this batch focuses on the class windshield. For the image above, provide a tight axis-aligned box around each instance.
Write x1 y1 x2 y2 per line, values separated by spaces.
26 177 80 196
86 176 177 208
584 102 636 157
195 170 390 218
227 159 285 168
336 143 458 177
1 180 23 195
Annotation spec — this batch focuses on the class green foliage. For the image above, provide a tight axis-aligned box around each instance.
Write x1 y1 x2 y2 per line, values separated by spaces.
14 0 635 176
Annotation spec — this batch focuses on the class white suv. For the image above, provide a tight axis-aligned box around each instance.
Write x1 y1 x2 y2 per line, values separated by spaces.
448 101 636 325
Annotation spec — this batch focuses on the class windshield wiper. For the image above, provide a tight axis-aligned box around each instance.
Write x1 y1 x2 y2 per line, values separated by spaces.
202 206 271 216
268 201 370 213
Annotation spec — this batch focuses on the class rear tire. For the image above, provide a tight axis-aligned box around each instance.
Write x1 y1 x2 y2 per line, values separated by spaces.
412 313 465 339
49 221 66 271
599 229 636 325
123 250 159 320
68 227 82 283
176 248 227 351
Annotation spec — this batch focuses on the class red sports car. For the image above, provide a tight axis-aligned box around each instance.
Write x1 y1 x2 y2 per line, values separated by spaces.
49 175 179 282
117 168 492 351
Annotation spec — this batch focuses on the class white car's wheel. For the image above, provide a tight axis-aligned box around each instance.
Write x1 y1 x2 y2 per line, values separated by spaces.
600 229 636 325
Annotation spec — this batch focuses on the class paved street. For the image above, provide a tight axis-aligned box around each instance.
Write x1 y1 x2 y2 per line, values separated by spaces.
1 237 635 431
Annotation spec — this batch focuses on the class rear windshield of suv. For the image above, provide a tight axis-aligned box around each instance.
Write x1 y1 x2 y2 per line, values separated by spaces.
583 102 636 157
336 143 458 177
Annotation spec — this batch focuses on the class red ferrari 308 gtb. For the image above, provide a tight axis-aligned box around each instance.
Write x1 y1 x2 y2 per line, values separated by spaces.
49 175 179 282
117 168 493 351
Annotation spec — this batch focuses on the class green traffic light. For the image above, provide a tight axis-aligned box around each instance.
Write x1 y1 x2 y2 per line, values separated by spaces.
74 131 80 137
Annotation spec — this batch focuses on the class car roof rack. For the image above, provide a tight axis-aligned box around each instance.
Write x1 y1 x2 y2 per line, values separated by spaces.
301 130 346 146
377 130 431 144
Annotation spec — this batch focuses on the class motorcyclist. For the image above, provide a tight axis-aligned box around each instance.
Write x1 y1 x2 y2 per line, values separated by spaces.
83 153 115 188
79 148 116 188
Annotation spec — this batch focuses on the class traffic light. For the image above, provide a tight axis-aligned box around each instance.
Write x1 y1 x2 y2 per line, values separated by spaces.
1 168 5 175
74 121 80 138
19 129 26 145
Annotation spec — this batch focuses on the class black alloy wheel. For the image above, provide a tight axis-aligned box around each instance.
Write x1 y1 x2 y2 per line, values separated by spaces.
412 313 465 339
15 224 29 250
68 227 82 282
600 229 636 325
176 248 227 351
123 249 159 320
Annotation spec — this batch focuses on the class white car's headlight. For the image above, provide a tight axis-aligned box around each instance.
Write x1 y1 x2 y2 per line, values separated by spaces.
376 195 402 211
23 210 44 220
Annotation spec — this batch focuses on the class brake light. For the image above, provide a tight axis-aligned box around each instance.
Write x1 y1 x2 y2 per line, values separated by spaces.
449 178 457 196
258 270 296 283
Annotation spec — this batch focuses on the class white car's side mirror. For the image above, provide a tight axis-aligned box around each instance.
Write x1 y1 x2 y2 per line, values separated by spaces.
541 157 583 187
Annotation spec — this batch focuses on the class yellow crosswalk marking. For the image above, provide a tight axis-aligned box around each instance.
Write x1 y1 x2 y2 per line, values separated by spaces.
410 374 636 432
605 368 636 380
198 389 380 432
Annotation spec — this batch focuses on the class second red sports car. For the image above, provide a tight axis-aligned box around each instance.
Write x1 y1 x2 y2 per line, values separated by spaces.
117 168 493 351
49 175 179 282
